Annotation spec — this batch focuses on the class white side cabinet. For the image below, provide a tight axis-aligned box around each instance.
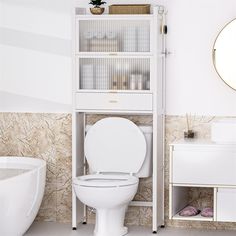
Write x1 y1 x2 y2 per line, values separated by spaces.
169 140 236 223
72 5 167 233
216 188 236 222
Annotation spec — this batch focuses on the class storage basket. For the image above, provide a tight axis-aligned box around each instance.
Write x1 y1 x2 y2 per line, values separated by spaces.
109 4 151 15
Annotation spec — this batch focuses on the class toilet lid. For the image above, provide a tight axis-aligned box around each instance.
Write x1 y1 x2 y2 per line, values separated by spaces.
84 117 146 174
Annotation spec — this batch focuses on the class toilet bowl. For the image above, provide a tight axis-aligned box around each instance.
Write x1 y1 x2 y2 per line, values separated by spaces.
73 174 138 236
73 117 147 236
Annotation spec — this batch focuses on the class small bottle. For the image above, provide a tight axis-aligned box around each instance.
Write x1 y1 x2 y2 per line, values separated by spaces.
112 76 119 90
121 75 128 90
137 74 143 90
130 74 137 90
146 77 150 90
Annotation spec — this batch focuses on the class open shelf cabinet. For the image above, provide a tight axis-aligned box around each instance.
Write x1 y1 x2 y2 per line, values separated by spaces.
169 142 236 223
169 185 215 222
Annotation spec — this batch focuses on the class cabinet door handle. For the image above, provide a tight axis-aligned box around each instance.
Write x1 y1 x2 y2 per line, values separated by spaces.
109 100 118 103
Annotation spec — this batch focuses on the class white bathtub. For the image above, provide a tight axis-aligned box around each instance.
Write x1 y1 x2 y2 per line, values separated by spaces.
0 157 46 236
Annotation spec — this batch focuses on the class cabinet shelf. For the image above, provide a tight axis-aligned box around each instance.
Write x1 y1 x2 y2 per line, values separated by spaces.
172 212 213 222
75 14 154 20
169 185 215 222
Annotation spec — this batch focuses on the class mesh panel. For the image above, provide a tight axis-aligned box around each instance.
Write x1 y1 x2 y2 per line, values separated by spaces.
79 58 150 90
79 20 150 53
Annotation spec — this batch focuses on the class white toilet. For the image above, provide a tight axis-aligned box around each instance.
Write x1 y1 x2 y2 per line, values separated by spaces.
73 117 152 236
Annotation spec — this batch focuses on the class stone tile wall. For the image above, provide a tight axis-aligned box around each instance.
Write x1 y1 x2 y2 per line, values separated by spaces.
0 113 72 222
1 113 236 230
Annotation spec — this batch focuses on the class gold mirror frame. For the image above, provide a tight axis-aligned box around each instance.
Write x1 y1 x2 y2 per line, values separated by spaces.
213 18 236 91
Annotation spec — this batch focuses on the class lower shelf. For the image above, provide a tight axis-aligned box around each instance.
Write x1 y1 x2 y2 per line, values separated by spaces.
172 212 213 222
129 201 153 207
169 185 215 222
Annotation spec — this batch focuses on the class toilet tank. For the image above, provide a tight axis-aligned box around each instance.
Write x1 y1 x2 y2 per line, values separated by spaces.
137 126 153 178
85 124 152 178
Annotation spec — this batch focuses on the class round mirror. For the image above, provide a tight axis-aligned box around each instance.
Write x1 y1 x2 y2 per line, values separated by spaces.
213 18 236 90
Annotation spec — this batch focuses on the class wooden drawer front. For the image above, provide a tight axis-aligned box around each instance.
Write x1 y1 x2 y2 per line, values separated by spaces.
217 188 236 222
172 150 236 185
75 93 152 111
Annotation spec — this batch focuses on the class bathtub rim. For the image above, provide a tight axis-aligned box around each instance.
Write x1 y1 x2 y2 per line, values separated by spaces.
0 156 46 182
0 156 46 167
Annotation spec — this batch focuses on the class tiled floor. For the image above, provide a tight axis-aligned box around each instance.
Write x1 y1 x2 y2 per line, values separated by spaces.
25 222 236 236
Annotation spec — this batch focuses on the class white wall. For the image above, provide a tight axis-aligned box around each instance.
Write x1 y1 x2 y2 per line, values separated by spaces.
0 0 72 112
0 1 3 87
165 0 236 116
1 0 236 115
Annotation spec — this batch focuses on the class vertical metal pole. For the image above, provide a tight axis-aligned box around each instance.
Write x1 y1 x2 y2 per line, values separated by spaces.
152 6 159 233
152 5 167 233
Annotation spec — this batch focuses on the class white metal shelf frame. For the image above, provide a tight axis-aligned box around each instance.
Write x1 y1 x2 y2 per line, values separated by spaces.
72 5 167 233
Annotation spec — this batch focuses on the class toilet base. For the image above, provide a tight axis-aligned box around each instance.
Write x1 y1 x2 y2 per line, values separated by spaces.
94 226 128 236
93 205 128 236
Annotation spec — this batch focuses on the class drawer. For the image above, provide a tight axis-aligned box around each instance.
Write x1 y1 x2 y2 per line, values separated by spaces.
172 150 236 185
75 92 152 111
217 188 236 222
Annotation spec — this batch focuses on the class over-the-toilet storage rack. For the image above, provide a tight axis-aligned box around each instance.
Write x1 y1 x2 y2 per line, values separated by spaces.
72 5 167 233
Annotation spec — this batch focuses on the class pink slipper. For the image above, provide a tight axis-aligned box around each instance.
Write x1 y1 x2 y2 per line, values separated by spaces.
201 208 213 217
179 206 200 217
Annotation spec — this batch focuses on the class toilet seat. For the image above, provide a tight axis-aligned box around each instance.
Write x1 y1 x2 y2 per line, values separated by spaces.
73 174 138 188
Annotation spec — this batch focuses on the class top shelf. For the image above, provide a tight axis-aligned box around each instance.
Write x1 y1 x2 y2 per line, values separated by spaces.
74 6 163 19
75 14 155 20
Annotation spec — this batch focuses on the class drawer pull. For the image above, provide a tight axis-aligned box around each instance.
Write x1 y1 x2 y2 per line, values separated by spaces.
109 100 118 103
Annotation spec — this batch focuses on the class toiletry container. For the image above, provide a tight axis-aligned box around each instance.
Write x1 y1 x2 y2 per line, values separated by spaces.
130 74 145 90
137 74 144 90
130 74 137 90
